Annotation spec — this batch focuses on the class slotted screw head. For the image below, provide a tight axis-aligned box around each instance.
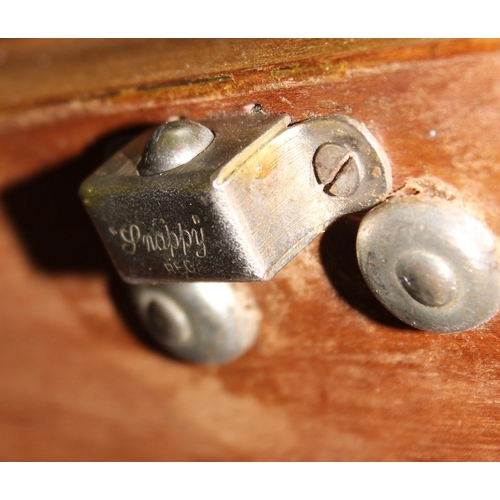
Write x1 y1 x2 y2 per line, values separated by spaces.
313 143 361 197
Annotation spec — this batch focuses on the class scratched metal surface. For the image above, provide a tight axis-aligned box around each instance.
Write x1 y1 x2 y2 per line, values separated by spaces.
81 113 390 283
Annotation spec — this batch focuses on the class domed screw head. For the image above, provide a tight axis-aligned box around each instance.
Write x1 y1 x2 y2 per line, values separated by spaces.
356 196 500 333
138 119 214 176
395 251 458 308
146 295 192 344
131 282 261 365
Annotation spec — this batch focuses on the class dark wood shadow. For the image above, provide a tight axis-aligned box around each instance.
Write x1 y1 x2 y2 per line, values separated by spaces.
319 213 413 330
1 125 148 274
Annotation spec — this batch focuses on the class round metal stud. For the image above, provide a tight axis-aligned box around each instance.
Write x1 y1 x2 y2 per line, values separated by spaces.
130 282 261 364
138 119 214 176
356 196 500 332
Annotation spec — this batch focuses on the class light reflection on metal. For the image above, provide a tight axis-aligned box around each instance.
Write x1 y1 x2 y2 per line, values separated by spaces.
138 119 214 176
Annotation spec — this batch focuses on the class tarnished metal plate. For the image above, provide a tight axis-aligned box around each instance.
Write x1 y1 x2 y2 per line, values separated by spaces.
80 112 391 283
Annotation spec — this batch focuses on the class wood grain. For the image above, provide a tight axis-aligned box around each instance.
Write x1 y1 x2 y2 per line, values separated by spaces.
1 39 500 460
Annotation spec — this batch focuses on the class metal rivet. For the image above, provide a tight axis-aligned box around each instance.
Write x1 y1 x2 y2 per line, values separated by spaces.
356 196 500 333
130 282 261 364
146 296 192 343
138 119 214 176
395 251 458 308
313 143 360 197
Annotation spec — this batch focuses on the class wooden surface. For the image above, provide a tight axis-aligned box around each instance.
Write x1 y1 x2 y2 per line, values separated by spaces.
1 38 500 460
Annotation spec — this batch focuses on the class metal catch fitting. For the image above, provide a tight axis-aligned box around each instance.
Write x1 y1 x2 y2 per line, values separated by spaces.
81 111 393 363
80 112 392 284
81 110 500 361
